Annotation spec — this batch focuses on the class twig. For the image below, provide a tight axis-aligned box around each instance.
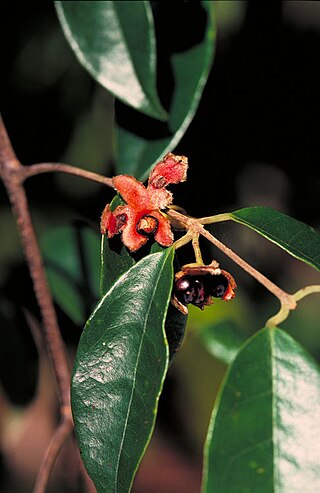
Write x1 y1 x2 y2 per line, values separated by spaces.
0 115 73 491
20 162 114 188
199 227 296 309
33 419 74 493
167 207 296 310
293 284 320 302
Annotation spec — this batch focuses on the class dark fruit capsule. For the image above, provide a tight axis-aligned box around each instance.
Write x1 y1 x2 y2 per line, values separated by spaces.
208 274 229 298
174 273 231 309
174 275 207 308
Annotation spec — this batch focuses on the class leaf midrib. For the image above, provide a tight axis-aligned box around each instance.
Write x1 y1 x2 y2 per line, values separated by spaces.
113 252 169 491
231 210 320 268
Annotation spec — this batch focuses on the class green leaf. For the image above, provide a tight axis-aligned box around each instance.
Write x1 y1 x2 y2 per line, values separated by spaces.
199 319 248 365
100 196 186 362
115 2 216 179
100 233 134 296
41 223 100 325
72 250 174 493
230 206 320 271
100 205 185 362
188 298 253 365
203 327 320 493
55 0 167 120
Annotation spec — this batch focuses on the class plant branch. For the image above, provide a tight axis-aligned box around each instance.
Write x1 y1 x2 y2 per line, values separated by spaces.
293 284 320 302
20 162 114 188
192 234 204 264
167 208 296 310
33 418 74 493
200 227 296 309
197 212 232 224
0 116 73 490
265 305 290 328
265 285 320 328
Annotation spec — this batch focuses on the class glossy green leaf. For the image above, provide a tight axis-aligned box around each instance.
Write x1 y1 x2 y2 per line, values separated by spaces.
203 327 320 493
115 2 216 179
100 198 186 362
100 232 165 295
230 206 320 271
41 224 100 325
72 250 174 493
55 1 166 120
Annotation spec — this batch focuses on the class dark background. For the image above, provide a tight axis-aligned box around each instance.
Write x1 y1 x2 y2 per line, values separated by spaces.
1 2 320 492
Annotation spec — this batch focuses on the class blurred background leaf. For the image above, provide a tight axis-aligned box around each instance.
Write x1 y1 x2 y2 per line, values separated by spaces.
187 295 253 365
0 301 38 405
40 223 100 325
114 1 216 179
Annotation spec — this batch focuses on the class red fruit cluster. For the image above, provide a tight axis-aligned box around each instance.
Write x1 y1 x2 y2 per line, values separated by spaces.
101 153 188 252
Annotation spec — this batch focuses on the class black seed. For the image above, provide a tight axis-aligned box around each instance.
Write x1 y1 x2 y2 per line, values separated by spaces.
174 275 206 307
208 275 229 298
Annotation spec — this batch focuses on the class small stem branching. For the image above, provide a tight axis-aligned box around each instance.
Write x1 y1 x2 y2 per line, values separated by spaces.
293 284 320 302
173 231 193 250
198 212 232 224
167 207 296 311
192 234 204 264
20 162 114 188
266 285 320 328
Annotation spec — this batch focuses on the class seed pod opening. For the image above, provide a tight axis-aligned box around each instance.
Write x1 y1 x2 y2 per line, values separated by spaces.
171 261 237 314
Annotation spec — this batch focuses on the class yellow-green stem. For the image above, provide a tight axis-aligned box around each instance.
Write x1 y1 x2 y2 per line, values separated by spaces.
198 212 232 224
293 284 320 302
166 207 296 311
192 234 204 264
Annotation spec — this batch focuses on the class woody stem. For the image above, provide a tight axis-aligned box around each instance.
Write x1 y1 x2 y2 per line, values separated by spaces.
19 162 114 187
192 234 204 264
167 208 296 310
0 116 73 493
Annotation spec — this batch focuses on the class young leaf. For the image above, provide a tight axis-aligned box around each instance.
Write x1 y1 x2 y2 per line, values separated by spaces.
203 327 320 493
114 1 216 179
230 206 320 271
55 1 167 120
72 250 174 493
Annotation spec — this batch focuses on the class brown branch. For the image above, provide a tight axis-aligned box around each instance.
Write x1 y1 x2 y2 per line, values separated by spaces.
167 207 296 310
33 419 74 493
199 226 296 310
0 115 73 491
20 162 114 188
